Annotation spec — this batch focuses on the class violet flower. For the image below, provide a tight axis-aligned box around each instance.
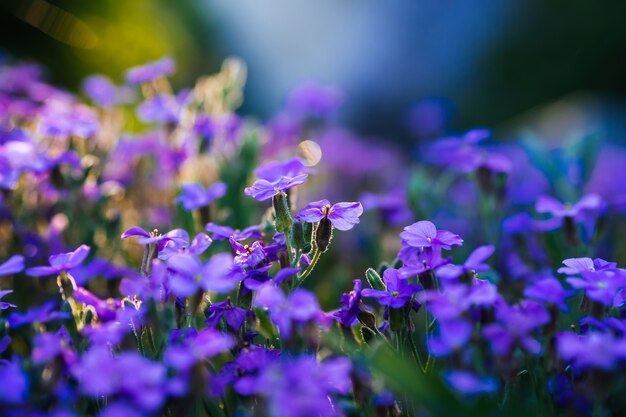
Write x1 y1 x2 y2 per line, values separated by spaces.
557 257 617 275
83 75 134 108
158 229 212 260
176 182 227 211
444 371 498 396
255 158 307 182
333 279 364 327
566 269 626 307
397 246 451 279
205 223 262 241
243 174 308 201
125 56 175 84
206 299 253 331
7 302 70 328
253 284 321 338
400 220 463 250
361 268 421 309
557 331 626 370
286 81 344 118
295 199 364 231
482 300 550 355
437 245 494 281
166 252 243 297
0 255 24 276
26 245 90 277
230 238 267 269
524 276 574 311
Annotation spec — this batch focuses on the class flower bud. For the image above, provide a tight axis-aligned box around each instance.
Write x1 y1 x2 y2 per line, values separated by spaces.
314 217 333 253
272 192 293 233
291 219 306 250
366 268 386 291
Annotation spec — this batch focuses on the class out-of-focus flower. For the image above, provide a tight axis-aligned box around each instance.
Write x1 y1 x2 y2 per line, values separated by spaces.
482 300 550 355
82 75 134 108
566 268 626 307
0 359 27 403
244 174 308 201
0 255 24 276
255 158 307 182
437 245 494 281
557 257 617 275
557 331 626 370
205 223 262 241
296 199 363 231
360 189 413 226
166 252 243 297
176 182 226 211
125 56 175 85
158 230 212 260
286 81 344 118
524 276 574 311
26 245 90 277
230 238 267 269
7 302 70 328
444 371 498 396
253 284 321 338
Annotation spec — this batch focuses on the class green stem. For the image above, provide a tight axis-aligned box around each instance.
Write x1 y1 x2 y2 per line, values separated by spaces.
294 248 321 287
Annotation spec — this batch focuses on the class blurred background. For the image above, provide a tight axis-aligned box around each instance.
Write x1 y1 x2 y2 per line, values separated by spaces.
2 0 626 143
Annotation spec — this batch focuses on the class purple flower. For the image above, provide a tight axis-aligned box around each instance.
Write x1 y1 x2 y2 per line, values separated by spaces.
26 245 90 277
206 299 253 331
536 194 604 219
72 346 167 411
482 300 550 355
244 174 308 201
428 319 473 355
397 246 451 278
254 355 352 417
524 276 574 311
255 158 307 182
362 268 421 309
125 56 175 84
333 279 364 327
566 269 626 307
400 220 463 250
158 230 212 260
557 331 626 370
296 199 363 231
121 226 185 250
253 284 321 338
176 182 226 211
7 302 70 328
73 287 120 322
0 290 16 310
211 345 279 397
0 359 27 403
286 81 344 118
360 189 413 226
437 245 494 281
137 91 188 124
205 223 262 241
230 238 267 269
166 252 243 297
427 129 512 174
82 75 134 108
32 328 75 364
423 279 499 322
444 371 498 396
0 255 24 276
557 257 617 275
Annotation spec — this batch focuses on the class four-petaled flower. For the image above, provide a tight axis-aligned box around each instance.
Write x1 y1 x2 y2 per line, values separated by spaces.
244 174 308 201
26 245 90 277
400 220 463 249
296 199 363 231
362 268 421 309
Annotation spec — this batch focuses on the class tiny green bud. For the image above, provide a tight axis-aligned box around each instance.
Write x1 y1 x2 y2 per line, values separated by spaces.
272 192 293 233
365 268 386 290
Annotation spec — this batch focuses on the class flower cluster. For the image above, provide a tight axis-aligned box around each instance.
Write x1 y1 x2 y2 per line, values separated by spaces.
2 55 626 417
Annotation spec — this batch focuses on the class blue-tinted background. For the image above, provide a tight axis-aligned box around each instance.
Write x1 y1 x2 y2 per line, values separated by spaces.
2 0 626 143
